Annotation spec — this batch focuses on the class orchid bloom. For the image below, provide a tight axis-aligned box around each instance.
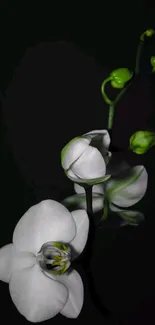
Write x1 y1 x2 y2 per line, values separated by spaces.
62 165 148 226
0 200 89 322
61 130 111 185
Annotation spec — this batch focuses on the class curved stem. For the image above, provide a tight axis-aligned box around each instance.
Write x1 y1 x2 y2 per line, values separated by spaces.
108 79 132 130
101 77 113 105
135 40 144 75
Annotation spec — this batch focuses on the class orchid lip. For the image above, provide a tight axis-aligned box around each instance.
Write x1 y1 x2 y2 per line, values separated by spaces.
36 241 72 275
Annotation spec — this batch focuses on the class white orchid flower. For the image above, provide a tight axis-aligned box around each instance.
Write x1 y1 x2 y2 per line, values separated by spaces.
62 165 148 226
61 130 112 185
0 200 89 323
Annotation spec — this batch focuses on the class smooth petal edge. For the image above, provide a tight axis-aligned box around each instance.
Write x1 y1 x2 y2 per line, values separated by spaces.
61 137 90 170
59 269 84 318
9 263 69 323
13 200 76 255
0 244 17 283
70 209 89 258
106 165 148 207
109 204 145 226
71 146 106 180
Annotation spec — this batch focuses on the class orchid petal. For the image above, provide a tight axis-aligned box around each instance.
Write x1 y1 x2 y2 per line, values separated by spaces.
92 184 104 194
62 193 104 213
83 129 110 150
59 270 84 318
70 209 89 258
43 269 84 319
66 169 82 183
9 263 68 322
74 183 85 194
74 182 104 195
71 146 106 179
106 166 148 207
61 137 90 170
0 244 17 283
109 204 145 226
13 200 76 255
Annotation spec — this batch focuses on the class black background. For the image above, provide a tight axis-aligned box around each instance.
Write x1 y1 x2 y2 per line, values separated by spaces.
1 2 155 324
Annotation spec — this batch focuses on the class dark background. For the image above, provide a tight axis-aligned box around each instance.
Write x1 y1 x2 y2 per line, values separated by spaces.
1 2 155 324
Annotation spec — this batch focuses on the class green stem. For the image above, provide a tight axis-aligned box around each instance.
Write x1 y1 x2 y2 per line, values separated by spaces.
108 79 133 129
135 40 144 75
85 185 93 215
108 31 149 129
108 103 115 129
101 77 113 105
83 185 112 318
103 197 109 221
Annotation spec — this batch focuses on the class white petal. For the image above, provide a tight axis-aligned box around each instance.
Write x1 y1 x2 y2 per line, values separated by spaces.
0 244 17 283
62 194 104 213
92 194 104 212
109 204 145 226
9 263 68 323
74 182 104 195
106 166 148 207
13 200 76 255
12 251 37 272
66 169 81 183
74 183 85 194
83 129 110 150
92 183 104 194
71 146 106 180
61 137 90 170
59 269 84 318
70 209 89 258
0 244 36 283
119 210 144 226
104 151 112 165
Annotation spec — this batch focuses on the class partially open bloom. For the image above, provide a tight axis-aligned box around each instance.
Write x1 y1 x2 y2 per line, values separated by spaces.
0 200 89 322
129 130 155 154
62 165 148 226
61 130 111 185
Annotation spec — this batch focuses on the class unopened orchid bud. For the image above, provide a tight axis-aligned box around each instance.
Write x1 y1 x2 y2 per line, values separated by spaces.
150 56 155 72
129 130 155 154
140 29 155 41
61 130 112 185
101 68 133 105
110 68 133 89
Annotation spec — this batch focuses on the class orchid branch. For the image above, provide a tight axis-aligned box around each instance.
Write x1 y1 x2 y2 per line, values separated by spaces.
83 184 112 318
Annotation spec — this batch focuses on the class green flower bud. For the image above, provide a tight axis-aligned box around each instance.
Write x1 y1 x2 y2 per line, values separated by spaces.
140 29 155 41
110 68 133 89
145 29 155 37
150 56 155 72
129 130 155 154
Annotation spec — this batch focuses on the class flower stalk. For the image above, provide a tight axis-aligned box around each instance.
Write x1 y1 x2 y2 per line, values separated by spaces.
108 80 132 129
83 184 111 318
135 29 155 75
101 77 113 105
